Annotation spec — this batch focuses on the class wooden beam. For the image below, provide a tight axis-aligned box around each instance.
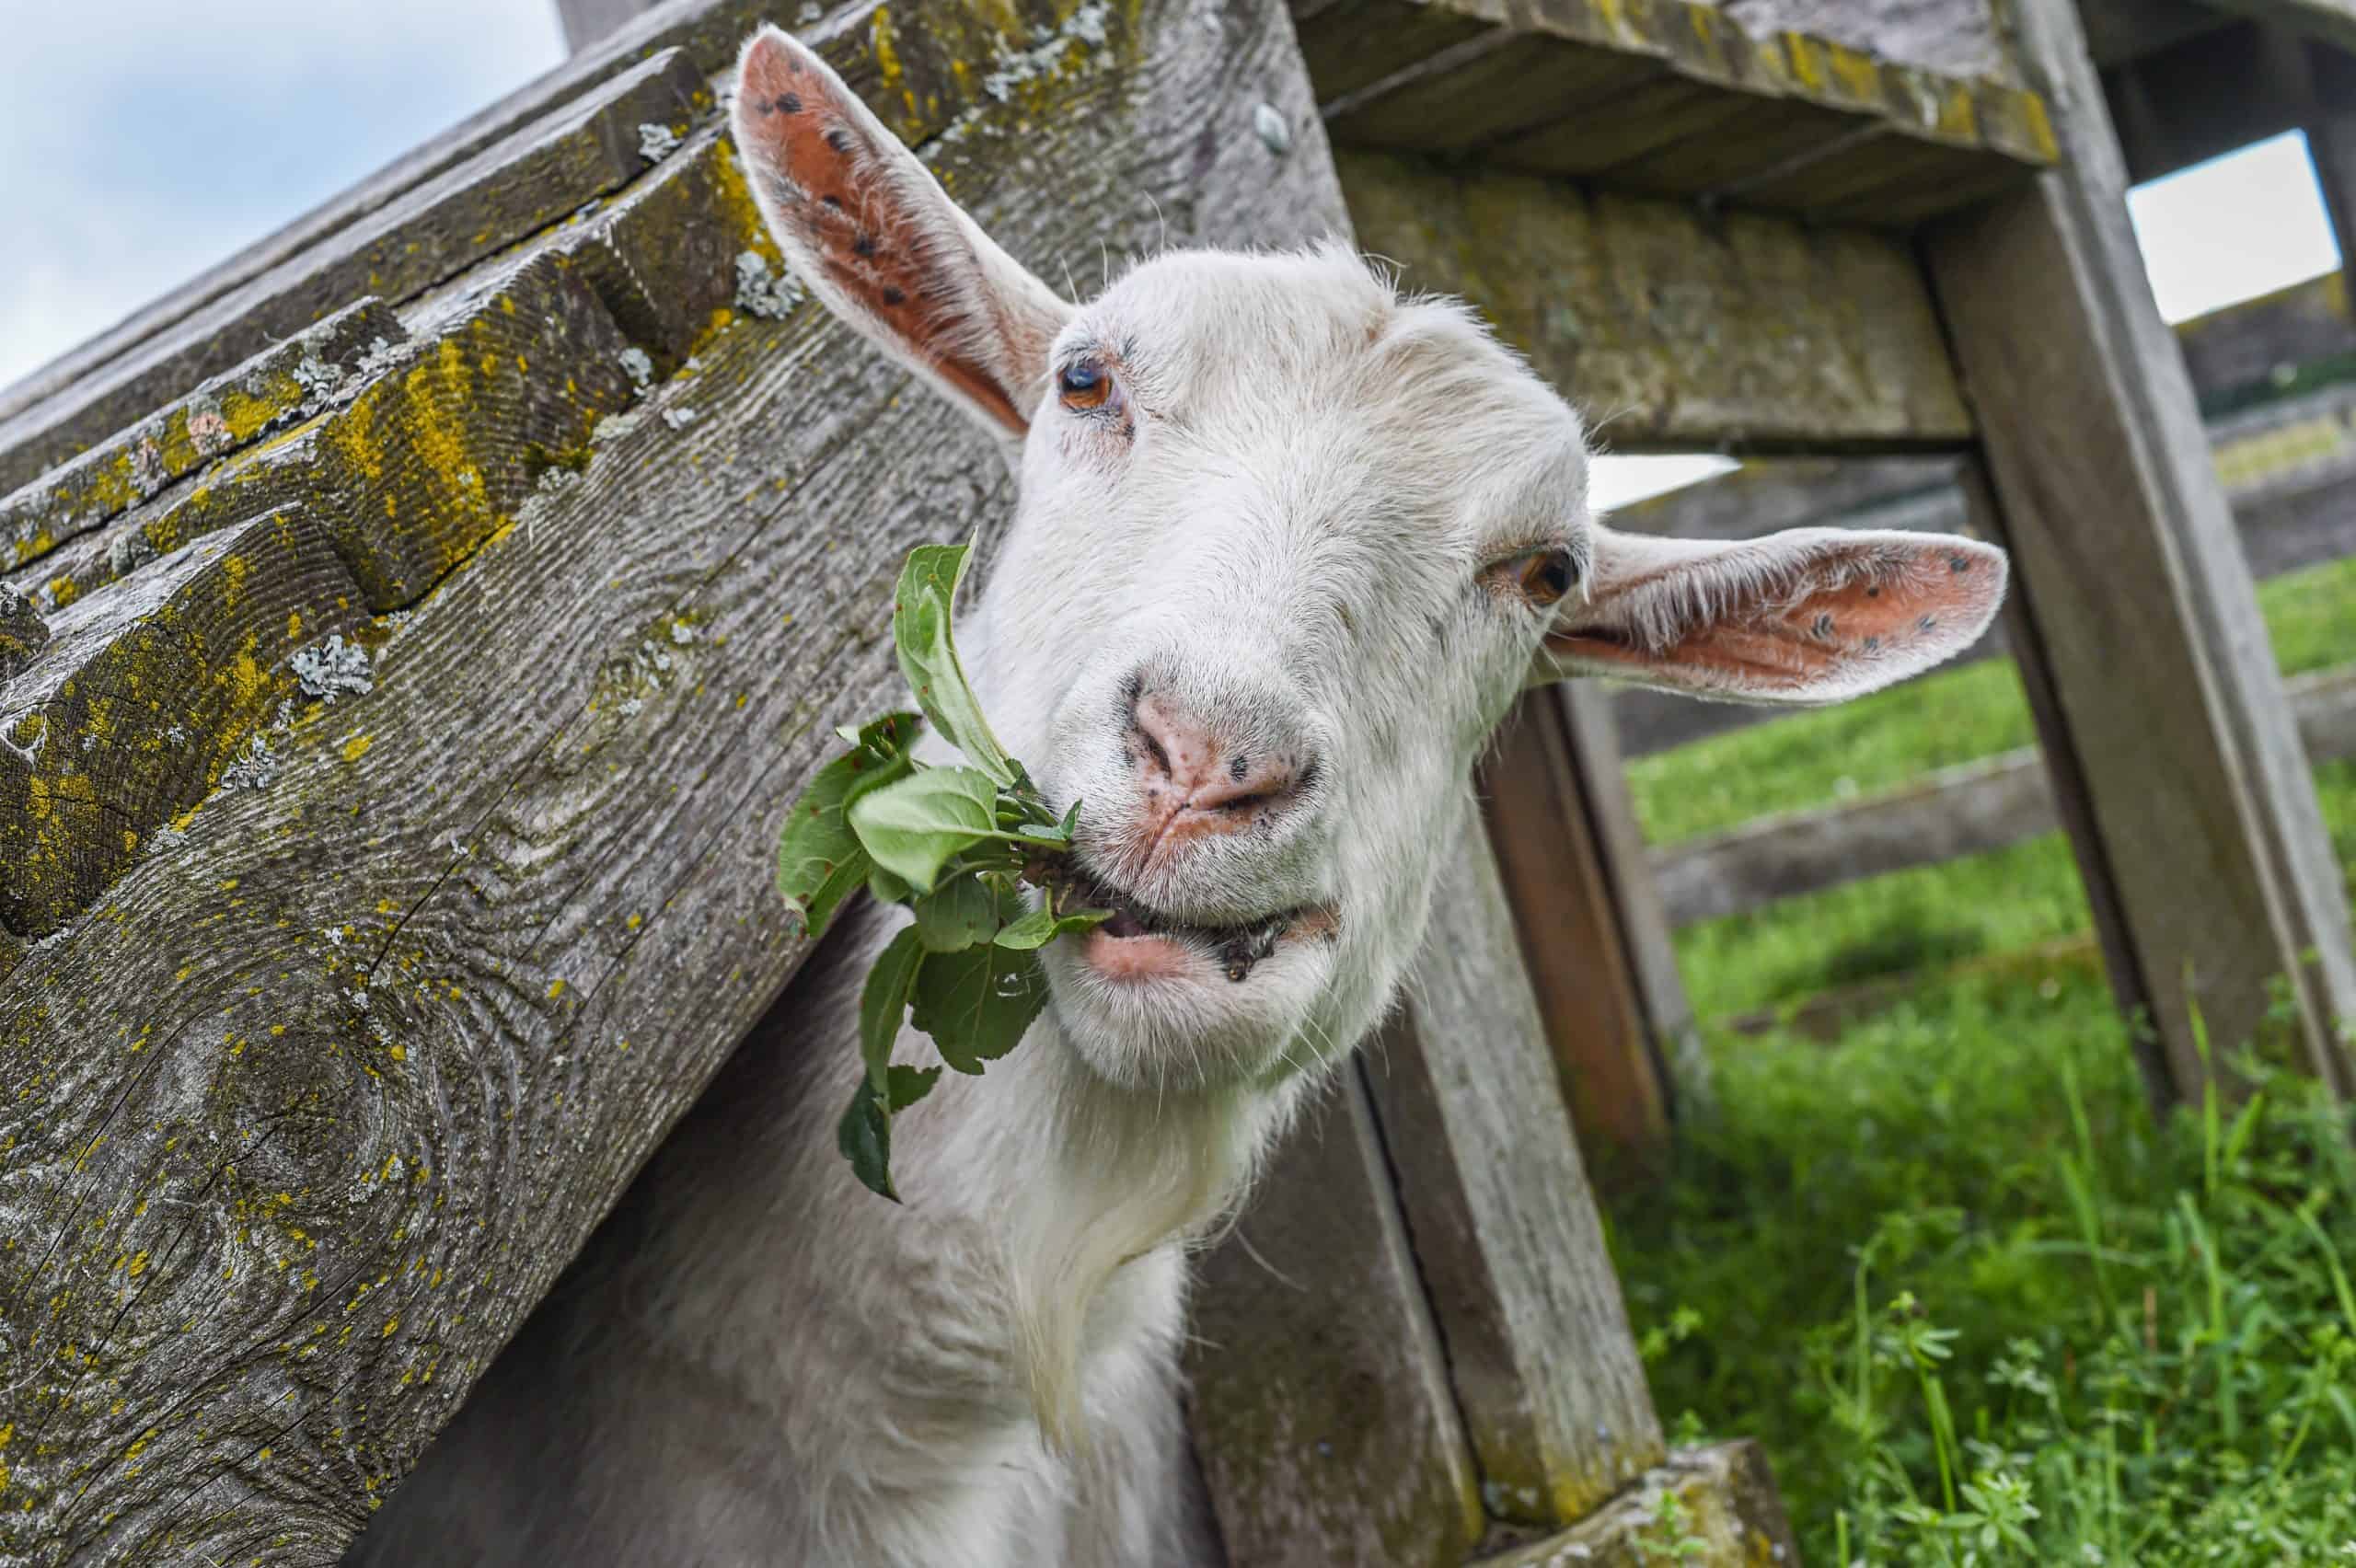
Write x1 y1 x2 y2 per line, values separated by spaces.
1358 803 1663 1528
1289 0 2054 226
1476 692 1674 1170
1554 686 1712 1108
1334 148 1974 453
1650 665 2356 927
1925 0 2356 1098
0 0 1353 1555
1184 1073 1486 1566
1481 1442 1797 1568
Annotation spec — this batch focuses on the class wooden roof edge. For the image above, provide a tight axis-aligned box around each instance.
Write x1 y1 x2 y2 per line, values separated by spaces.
1442 0 2054 165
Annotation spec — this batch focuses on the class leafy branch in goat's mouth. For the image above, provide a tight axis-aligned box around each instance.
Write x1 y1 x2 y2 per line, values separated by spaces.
777 540 1107 1201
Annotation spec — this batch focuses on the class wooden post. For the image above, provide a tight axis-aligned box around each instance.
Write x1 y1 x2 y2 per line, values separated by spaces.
1184 1075 1488 1567
1924 0 2356 1098
1360 801 1664 1525
1474 686 1710 1174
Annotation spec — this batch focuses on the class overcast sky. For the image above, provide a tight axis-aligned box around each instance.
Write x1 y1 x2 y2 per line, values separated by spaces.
0 5 2339 511
0 0 565 392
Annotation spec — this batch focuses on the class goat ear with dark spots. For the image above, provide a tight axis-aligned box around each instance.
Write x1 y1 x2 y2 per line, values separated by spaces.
1530 525 2009 705
729 25 1073 439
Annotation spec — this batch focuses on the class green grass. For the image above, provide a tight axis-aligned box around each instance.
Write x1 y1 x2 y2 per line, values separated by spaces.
1625 552 2356 848
1612 967 2356 1564
1604 552 2356 1560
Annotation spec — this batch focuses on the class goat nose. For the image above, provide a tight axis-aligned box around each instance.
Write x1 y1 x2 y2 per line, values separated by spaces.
1128 688 1311 839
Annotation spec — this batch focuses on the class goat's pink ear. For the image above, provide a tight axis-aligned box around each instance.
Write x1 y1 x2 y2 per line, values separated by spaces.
1530 525 2009 704
730 25 1072 438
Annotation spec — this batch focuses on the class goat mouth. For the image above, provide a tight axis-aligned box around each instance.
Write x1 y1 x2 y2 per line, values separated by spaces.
1066 868 1335 984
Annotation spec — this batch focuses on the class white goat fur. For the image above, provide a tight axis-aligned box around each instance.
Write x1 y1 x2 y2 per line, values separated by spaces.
346 27 2007 1568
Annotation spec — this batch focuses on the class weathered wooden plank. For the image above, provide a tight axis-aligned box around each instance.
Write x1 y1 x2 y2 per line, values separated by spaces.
1927 0 2356 1098
6 136 776 620
1717 0 2010 79
1480 1441 1797 1568
1553 684 1710 1111
1291 0 2050 224
1358 802 1661 1528
0 506 373 936
0 51 707 501
1335 147 1973 453
0 301 406 577
1476 693 1672 1169
1650 663 2356 926
1184 1075 1485 1568
0 0 1350 1557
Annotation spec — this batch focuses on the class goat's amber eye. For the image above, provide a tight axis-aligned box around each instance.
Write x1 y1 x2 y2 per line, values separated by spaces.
1496 547 1579 607
1057 361 1113 411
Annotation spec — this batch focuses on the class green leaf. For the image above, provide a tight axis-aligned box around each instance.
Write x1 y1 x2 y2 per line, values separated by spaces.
837 1081 898 1201
912 869 1004 952
868 862 913 905
858 926 926 1093
775 711 920 938
849 766 1001 892
911 941 1049 1074
993 902 1110 950
894 541 1017 787
887 1063 941 1111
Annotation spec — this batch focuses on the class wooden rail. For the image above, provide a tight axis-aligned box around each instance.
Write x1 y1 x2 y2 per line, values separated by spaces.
1653 664 2356 926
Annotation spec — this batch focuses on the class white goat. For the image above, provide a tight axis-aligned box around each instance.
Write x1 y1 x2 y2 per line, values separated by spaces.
348 26 2007 1567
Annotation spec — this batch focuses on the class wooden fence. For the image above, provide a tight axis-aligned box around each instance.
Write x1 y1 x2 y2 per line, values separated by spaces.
1655 664 2356 927
4 0 2353 1559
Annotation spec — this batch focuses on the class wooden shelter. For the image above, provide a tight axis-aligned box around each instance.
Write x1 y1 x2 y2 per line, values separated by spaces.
0 0 2347 1562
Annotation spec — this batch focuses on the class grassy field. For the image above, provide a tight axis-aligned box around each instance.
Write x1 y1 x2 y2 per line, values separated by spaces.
1601 552 2356 1561
1613 969 2356 1563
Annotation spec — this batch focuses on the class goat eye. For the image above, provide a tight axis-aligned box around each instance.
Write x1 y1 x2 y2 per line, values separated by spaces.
1057 361 1113 411
1491 547 1579 608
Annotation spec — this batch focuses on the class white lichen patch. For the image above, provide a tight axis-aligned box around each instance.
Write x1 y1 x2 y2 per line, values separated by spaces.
221 732 281 791
145 821 189 857
981 3 1114 103
292 634 374 704
355 336 403 378
618 347 655 392
293 355 344 406
592 409 647 445
733 251 804 321
638 121 683 164
661 408 698 432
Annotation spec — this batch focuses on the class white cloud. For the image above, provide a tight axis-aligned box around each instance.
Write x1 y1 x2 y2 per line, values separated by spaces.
0 0 565 391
